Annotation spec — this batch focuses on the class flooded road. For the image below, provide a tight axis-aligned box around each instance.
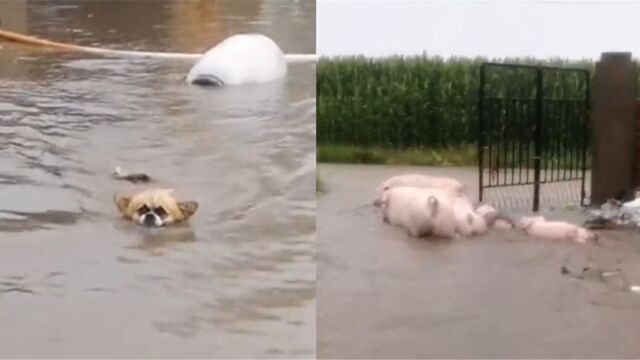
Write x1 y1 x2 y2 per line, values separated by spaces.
0 1 315 357
318 164 640 358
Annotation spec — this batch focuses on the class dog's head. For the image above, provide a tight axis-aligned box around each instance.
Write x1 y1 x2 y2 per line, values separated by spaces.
114 189 198 227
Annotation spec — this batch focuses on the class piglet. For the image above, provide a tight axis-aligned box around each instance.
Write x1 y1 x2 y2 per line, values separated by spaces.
517 216 597 244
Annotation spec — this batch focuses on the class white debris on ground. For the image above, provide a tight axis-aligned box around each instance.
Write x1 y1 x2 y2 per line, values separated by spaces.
585 197 640 229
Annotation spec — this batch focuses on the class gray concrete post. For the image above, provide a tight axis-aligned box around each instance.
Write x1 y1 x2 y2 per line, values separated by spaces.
591 52 637 205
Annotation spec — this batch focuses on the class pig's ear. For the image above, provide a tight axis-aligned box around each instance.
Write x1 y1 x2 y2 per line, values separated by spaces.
427 196 439 216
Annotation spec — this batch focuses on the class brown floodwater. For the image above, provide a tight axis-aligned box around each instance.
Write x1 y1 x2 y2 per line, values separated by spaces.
0 1 315 358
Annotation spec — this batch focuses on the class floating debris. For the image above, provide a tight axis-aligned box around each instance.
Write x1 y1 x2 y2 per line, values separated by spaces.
112 166 152 184
0 281 37 295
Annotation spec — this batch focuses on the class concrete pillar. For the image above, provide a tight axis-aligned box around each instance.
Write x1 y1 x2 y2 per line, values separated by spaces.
591 52 637 205
634 100 640 189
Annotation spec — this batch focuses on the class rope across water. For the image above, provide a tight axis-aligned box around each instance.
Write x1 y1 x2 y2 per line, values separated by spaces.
0 28 317 63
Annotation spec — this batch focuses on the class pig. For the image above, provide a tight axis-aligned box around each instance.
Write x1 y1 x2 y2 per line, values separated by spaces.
452 196 489 236
475 204 498 222
475 203 514 230
516 215 597 244
381 186 457 238
373 174 465 207
492 219 515 230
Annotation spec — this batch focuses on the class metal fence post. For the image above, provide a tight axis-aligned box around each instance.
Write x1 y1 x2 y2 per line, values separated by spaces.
478 65 485 203
580 71 590 207
533 68 543 212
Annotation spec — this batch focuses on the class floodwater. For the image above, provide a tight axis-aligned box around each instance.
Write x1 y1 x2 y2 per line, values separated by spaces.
318 164 640 358
0 1 315 358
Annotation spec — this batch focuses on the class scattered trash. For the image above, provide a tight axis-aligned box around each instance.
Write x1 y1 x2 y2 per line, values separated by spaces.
630 285 640 293
561 265 629 290
585 197 640 229
0 281 37 295
561 265 593 280
623 191 640 209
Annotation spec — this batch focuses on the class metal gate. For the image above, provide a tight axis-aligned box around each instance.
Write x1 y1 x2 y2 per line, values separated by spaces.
478 63 590 212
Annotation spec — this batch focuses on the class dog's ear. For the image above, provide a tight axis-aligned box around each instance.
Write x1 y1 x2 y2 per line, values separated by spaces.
114 194 131 214
178 201 199 218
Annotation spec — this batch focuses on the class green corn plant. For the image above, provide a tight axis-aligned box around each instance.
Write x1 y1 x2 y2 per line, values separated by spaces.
318 55 609 155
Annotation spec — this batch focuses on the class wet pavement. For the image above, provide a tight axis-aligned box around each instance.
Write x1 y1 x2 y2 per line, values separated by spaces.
318 163 640 359
0 1 315 358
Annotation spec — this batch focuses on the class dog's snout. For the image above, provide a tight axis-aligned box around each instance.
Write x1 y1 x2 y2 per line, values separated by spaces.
142 213 157 227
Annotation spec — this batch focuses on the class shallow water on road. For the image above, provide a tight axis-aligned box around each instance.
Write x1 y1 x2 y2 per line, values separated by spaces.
0 1 315 357
318 164 640 359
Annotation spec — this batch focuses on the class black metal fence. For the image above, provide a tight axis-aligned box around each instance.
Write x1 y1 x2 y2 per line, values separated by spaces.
478 63 590 211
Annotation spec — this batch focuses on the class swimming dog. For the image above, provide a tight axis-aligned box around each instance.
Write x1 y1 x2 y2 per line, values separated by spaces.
114 189 198 227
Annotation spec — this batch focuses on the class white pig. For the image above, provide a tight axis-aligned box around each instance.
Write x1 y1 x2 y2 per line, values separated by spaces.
475 203 514 230
493 219 515 230
452 196 489 236
517 216 597 244
373 174 465 207
382 186 457 238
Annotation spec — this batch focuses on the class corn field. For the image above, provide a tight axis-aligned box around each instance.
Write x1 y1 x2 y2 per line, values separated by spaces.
317 55 598 149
